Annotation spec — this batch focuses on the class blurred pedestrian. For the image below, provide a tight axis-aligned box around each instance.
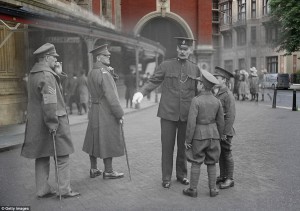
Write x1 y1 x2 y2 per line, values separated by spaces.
142 72 152 100
77 70 89 115
22 73 29 122
233 70 240 100
213 66 236 190
239 70 248 101
249 67 259 101
66 73 79 114
21 43 79 198
124 70 136 108
133 37 200 188
183 69 224 198
258 69 267 101
82 44 125 179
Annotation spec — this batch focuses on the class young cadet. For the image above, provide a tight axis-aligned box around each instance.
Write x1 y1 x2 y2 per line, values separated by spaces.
183 69 224 198
213 66 236 189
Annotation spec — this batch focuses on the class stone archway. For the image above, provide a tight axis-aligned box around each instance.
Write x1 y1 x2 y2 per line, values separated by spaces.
134 11 194 59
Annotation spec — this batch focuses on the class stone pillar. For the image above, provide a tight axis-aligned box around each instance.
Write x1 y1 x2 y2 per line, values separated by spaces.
83 36 96 72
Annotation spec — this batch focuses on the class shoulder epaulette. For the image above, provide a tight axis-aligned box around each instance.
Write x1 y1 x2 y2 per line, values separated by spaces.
100 68 109 74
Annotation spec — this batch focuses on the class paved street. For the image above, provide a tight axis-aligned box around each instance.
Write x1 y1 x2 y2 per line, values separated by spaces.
1 100 300 211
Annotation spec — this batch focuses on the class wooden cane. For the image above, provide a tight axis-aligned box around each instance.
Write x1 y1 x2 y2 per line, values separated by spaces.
52 133 62 201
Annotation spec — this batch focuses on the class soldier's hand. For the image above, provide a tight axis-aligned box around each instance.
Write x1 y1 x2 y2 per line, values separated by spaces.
184 141 192 149
120 117 124 125
132 92 143 104
50 129 57 136
221 135 227 141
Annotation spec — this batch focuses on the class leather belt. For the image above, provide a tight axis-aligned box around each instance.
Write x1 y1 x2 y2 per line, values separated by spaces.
91 98 101 104
197 121 216 125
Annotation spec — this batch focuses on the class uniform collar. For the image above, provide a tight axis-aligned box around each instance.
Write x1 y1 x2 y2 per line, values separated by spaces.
217 84 229 94
93 61 107 69
30 61 58 77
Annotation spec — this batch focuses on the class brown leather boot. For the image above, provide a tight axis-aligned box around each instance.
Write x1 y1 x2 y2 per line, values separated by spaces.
90 168 103 178
103 171 124 179
210 188 219 197
220 178 234 189
183 188 198 198
216 176 227 184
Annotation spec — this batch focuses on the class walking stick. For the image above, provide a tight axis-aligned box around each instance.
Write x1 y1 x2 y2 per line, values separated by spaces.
52 133 62 201
120 122 132 181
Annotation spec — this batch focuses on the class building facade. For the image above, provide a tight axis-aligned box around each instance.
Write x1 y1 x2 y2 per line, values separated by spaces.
0 0 165 126
215 0 300 74
121 0 214 72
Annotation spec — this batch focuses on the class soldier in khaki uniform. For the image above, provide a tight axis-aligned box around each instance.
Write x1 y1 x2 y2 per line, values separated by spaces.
183 70 224 198
21 43 79 198
213 66 236 189
82 44 125 179
133 37 200 188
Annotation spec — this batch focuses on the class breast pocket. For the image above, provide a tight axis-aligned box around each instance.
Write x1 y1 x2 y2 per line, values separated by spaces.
182 75 196 90
163 73 178 89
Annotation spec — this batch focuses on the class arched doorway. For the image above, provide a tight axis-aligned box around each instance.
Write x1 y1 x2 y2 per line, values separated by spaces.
139 17 188 59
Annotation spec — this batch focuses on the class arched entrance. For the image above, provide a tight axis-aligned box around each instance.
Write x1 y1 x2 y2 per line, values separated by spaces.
139 17 187 59
134 12 194 59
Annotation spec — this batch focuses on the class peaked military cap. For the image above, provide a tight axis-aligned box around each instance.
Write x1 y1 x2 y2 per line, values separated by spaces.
213 66 233 80
174 37 195 49
197 69 219 89
90 44 111 56
33 43 59 57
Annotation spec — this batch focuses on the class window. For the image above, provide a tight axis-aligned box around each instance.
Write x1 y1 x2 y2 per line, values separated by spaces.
212 36 220 47
220 2 232 25
223 32 232 48
213 24 219 34
212 0 219 10
237 28 246 46
251 57 256 68
262 0 270 16
224 60 233 73
102 0 107 17
266 56 278 73
251 26 256 44
251 0 256 18
265 26 278 44
212 12 219 22
237 0 246 21
239 58 246 70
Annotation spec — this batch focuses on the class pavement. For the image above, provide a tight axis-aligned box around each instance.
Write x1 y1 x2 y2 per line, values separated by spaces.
0 85 160 151
1 88 300 211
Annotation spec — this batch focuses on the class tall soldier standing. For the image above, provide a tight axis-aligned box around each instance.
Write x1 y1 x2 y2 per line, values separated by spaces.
21 43 80 198
213 66 236 189
132 37 200 188
82 44 125 179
